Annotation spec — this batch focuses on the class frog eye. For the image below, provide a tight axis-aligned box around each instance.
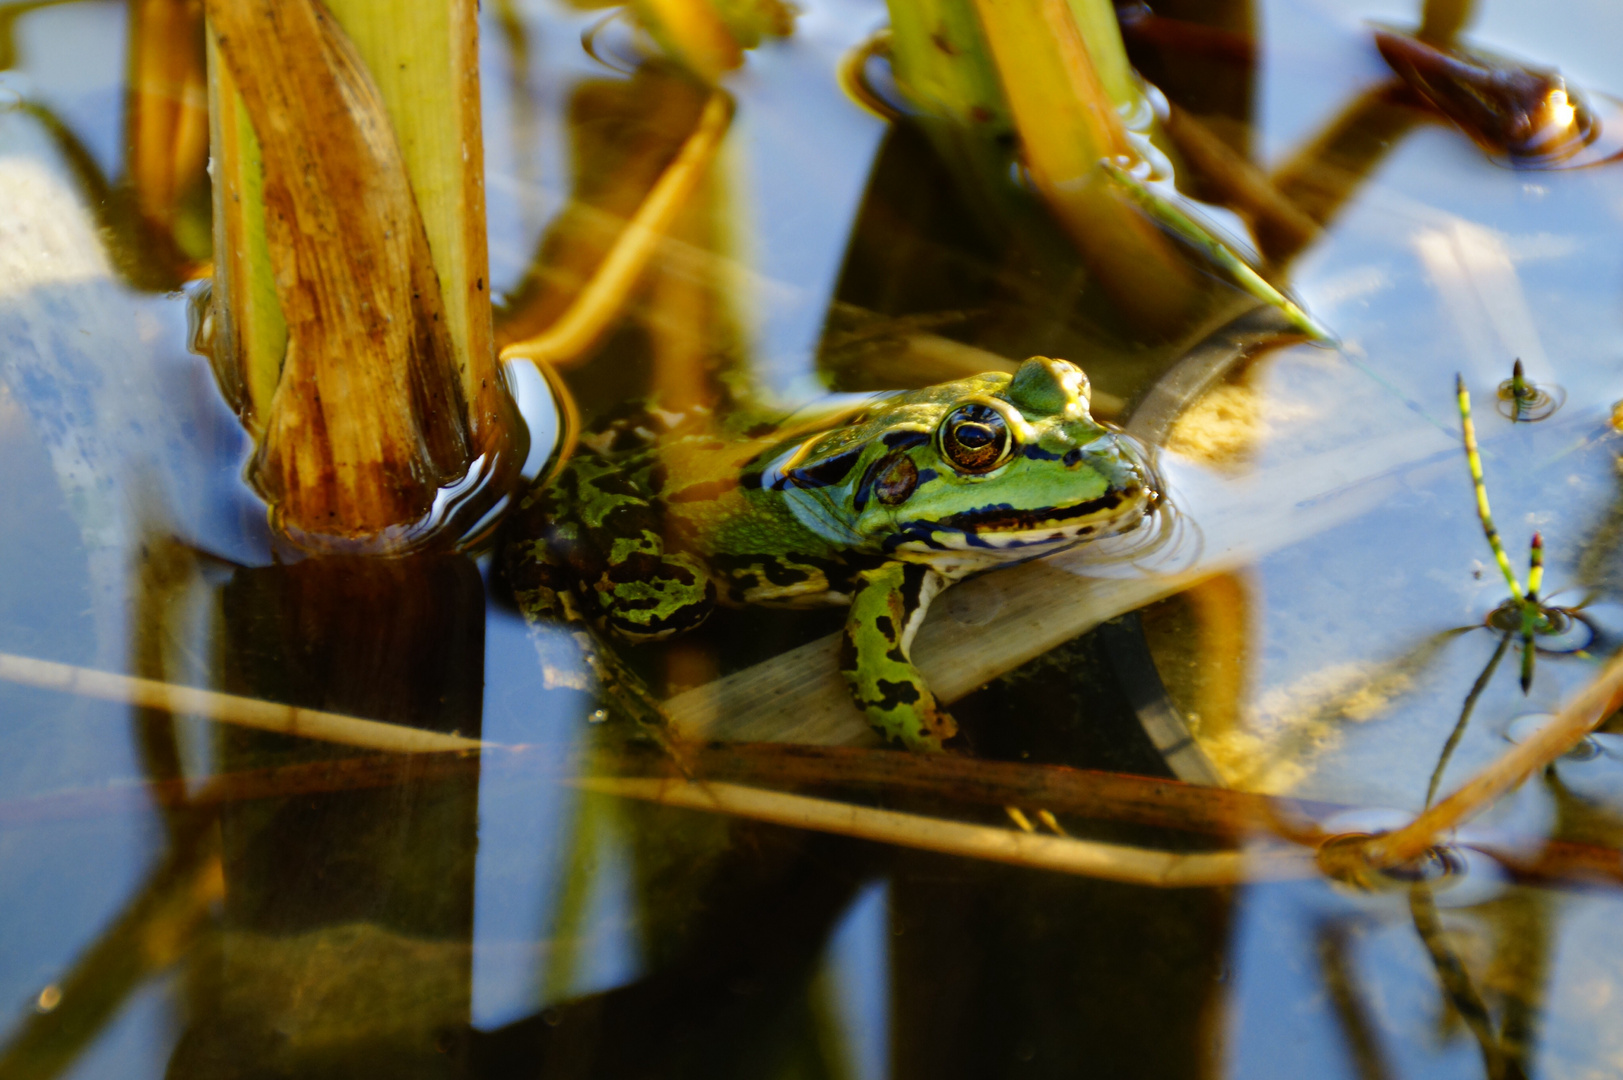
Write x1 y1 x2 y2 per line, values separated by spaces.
939 403 1011 474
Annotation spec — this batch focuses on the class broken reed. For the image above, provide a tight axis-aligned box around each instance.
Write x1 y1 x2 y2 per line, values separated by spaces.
205 0 522 552
1100 161 1331 340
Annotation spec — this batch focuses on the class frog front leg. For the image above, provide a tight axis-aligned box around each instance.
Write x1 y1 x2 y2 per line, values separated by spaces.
840 562 955 752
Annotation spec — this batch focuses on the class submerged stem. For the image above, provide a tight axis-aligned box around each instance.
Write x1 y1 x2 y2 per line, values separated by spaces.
1426 631 1511 808
1409 883 1524 1079
499 91 733 370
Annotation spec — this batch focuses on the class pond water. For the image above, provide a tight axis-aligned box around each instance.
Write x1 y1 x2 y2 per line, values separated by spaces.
4 0 1623 1077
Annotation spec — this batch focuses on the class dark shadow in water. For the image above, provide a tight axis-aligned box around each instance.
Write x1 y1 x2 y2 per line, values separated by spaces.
164 554 487 1080
880 626 1231 1079
0 548 487 1077
888 853 1229 1080
205 556 484 933
467 828 877 1080
1121 0 1257 167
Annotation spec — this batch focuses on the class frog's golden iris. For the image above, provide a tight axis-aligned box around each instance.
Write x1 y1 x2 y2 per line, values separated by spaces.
505 357 1157 751
939 403 1010 473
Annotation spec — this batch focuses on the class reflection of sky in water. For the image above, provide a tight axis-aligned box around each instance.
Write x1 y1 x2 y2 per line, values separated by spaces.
0 18 195 1054
822 880 891 1080
1227 872 1623 1077
481 0 602 295
538 794 645 1007
483 0 890 406
3 2 125 178
1213 116 1623 804
727 0 888 403
1224 880 1484 1079
473 610 648 1023
471 611 592 1028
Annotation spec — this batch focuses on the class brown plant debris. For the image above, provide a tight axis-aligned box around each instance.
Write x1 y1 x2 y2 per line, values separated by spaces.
206 0 473 544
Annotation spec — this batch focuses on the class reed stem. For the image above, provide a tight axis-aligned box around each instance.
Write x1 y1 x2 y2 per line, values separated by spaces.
1521 532 1544 691
1457 373 1526 601
0 652 484 754
1101 161 1331 340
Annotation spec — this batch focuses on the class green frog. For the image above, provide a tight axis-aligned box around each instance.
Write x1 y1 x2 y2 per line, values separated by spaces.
503 356 1158 752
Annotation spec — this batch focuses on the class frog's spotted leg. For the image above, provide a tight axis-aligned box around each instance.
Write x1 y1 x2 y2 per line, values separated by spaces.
593 531 716 642
840 562 955 752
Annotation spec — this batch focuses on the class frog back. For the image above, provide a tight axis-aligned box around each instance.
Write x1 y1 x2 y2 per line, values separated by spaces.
656 431 874 606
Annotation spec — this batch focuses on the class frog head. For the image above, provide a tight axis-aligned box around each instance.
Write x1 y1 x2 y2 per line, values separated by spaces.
766 357 1159 571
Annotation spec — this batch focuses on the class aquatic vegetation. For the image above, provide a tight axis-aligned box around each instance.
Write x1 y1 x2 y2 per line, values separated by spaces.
5 0 1623 1076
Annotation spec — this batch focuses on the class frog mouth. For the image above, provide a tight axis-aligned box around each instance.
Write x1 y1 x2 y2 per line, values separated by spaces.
940 485 1156 539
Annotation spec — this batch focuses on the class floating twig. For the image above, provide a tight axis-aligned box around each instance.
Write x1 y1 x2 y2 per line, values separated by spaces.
9 657 1623 890
1363 648 1623 868
570 775 1318 887
0 652 484 754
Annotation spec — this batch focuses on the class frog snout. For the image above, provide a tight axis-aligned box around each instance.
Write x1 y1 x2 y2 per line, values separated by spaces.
1102 437 1161 513
1116 477 1157 515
